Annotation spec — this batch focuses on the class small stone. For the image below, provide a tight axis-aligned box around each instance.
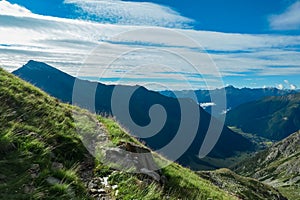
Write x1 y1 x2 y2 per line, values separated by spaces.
24 185 34 193
31 173 39 179
46 177 60 185
51 162 64 170
90 188 98 194
101 177 109 187
111 185 118 190
29 164 40 178
99 195 109 200
88 182 97 189
93 177 101 184
98 188 106 194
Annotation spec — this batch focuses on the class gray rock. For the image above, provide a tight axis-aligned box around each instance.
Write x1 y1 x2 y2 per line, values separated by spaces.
140 168 160 182
98 188 106 194
46 177 60 185
101 177 109 187
111 185 118 190
90 188 98 194
24 185 35 194
118 142 159 171
103 147 135 170
29 164 40 178
88 181 98 189
51 162 64 170
104 142 161 173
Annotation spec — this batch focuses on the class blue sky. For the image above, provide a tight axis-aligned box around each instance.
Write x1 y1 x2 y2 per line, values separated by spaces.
123 0 291 34
1 0 300 90
6 0 299 34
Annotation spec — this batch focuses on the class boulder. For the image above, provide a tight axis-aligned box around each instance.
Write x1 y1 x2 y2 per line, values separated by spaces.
103 142 165 182
118 142 159 171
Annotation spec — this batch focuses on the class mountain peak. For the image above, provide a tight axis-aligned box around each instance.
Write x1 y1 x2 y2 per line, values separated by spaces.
14 60 73 80
224 85 238 90
23 60 55 71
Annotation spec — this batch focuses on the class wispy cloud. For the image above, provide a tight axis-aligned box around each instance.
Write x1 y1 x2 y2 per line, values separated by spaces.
0 0 32 16
269 1 300 30
277 80 298 90
64 0 194 29
0 1 300 90
200 102 216 109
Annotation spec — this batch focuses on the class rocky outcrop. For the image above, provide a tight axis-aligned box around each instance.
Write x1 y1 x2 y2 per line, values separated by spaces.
102 142 165 183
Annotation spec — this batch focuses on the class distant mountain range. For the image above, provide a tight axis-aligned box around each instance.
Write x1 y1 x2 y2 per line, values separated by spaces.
13 60 255 169
233 131 300 200
160 86 298 115
226 93 300 140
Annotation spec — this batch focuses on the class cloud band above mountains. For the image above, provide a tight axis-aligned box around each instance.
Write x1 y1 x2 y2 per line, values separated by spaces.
0 0 300 90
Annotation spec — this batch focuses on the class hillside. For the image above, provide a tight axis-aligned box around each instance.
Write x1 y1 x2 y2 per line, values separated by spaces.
226 93 300 140
13 60 255 169
198 168 286 200
160 86 297 114
0 66 243 199
233 131 300 200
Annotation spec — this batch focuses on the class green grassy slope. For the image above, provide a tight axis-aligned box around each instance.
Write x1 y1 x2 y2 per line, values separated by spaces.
198 168 286 200
0 68 93 199
233 131 300 200
226 94 300 140
0 68 239 199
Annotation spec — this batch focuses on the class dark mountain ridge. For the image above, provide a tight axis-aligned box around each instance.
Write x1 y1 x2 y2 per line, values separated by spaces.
13 60 254 169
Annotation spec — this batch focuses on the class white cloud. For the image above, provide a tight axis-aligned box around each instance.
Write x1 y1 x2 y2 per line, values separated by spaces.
0 1 300 90
277 84 284 90
200 102 216 109
282 80 297 90
0 0 32 16
290 84 297 89
269 1 300 30
64 0 194 28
